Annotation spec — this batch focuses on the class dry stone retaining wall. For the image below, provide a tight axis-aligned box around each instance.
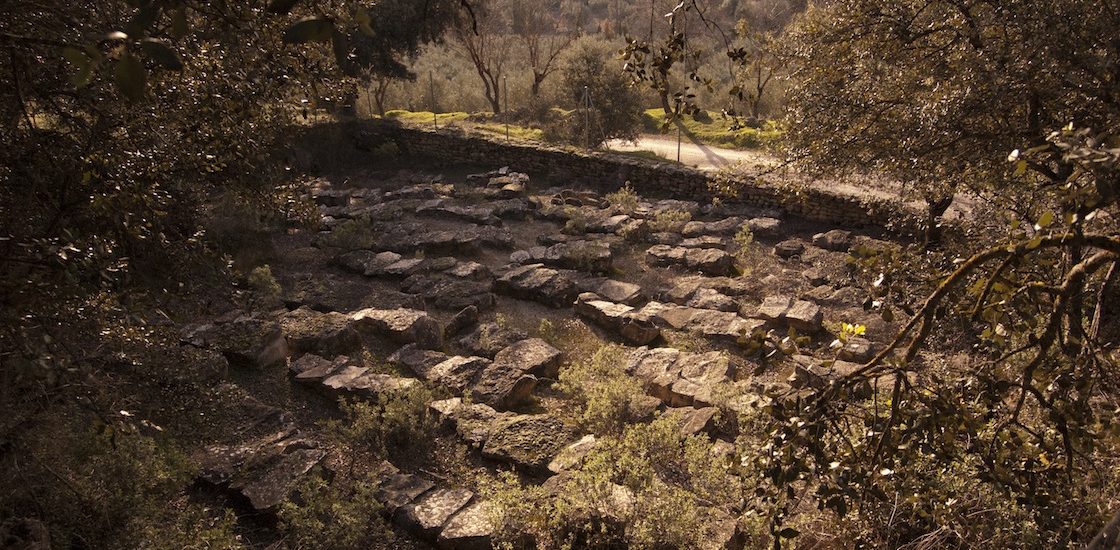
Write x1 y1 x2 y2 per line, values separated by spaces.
344 120 917 231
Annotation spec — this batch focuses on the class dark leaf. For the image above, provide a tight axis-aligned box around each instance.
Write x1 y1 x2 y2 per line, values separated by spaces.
61 47 95 87
114 53 146 101
283 17 334 44
171 9 189 38
268 0 301 14
140 39 183 71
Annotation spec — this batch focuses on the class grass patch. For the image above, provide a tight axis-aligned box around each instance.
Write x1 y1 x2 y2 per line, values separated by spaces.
641 108 784 150
607 149 683 164
381 110 545 141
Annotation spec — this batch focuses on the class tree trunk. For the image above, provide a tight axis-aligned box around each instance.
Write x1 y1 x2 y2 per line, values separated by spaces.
1087 507 1120 550
922 195 954 249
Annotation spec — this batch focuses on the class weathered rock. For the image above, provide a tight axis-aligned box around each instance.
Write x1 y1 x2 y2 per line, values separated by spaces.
195 428 324 510
291 354 349 382
382 258 426 277
494 264 578 308
646 245 735 276
280 307 362 358
595 279 645 305
574 293 661 346
350 308 443 349
635 303 763 343
803 268 829 286
399 487 475 536
436 399 517 447
626 348 733 407
746 217 782 239
588 214 631 233
437 501 496 550
238 448 326 510
428 356 491 394
784 300 823 333
376 468 437 514
445 261 493 281
457 322 528 358
511 241 613 273
812 229 853 251
401 274 496 312
481 414 575 471
682 217 742 237
547 434 598 474
679 236 726 249
671 406 720 436
445 305 480 338
417 200 500 225
686 288 738 312
312 187 351 207
648 231 684 245
753 296 822 333
836 337 874 362
182 313 288 369
388 344 449 379
335 250 404 276
492 338 563 379
773 239 805 259
470 362 538 410
755 296 794 322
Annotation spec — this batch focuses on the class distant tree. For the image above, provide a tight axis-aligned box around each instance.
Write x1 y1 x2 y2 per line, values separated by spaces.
451 1 513 113
510 0 577 97
781 0 1119 246
551 40 643 147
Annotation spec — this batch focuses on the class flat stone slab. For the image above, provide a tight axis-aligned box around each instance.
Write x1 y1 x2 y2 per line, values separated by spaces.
280 307 362 358
428 356 490 395
494 263 578 308
574 293 661 345
492 338 563 379
350 308 443 349
195 428 324 510
634 302 763 343
437 500 496 549
182 313 288 369
481 414 576 472
646 245 735 276
626 347 733 407
399 487 476 536
752 296 823 333
510 241 613 273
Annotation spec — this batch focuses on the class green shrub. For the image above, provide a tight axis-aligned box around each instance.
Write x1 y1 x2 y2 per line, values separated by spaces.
322 218 378 251
605 183 640 215
247 264 281 304
324 385 436 457
279 472 392 550
557 344 648 435
484 416 742 549
646 209 692 233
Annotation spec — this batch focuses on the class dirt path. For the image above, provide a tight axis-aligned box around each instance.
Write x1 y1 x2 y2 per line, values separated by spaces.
608 134 977 220
606 134 778 171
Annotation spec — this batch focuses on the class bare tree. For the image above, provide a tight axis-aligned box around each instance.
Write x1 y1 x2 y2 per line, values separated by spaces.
451 2 513 113
510 0 577 98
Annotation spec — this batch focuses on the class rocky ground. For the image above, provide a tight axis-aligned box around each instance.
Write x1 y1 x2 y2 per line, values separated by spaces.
182 166 905 548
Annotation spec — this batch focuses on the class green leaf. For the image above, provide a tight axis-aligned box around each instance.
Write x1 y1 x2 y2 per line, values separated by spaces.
283 17 334 44
113 53 146 101
1037 211 1055 228
268 0 302 14
62 47 95 87
139 39 183 71
1013 159 1027 176
1026 236 1043 250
